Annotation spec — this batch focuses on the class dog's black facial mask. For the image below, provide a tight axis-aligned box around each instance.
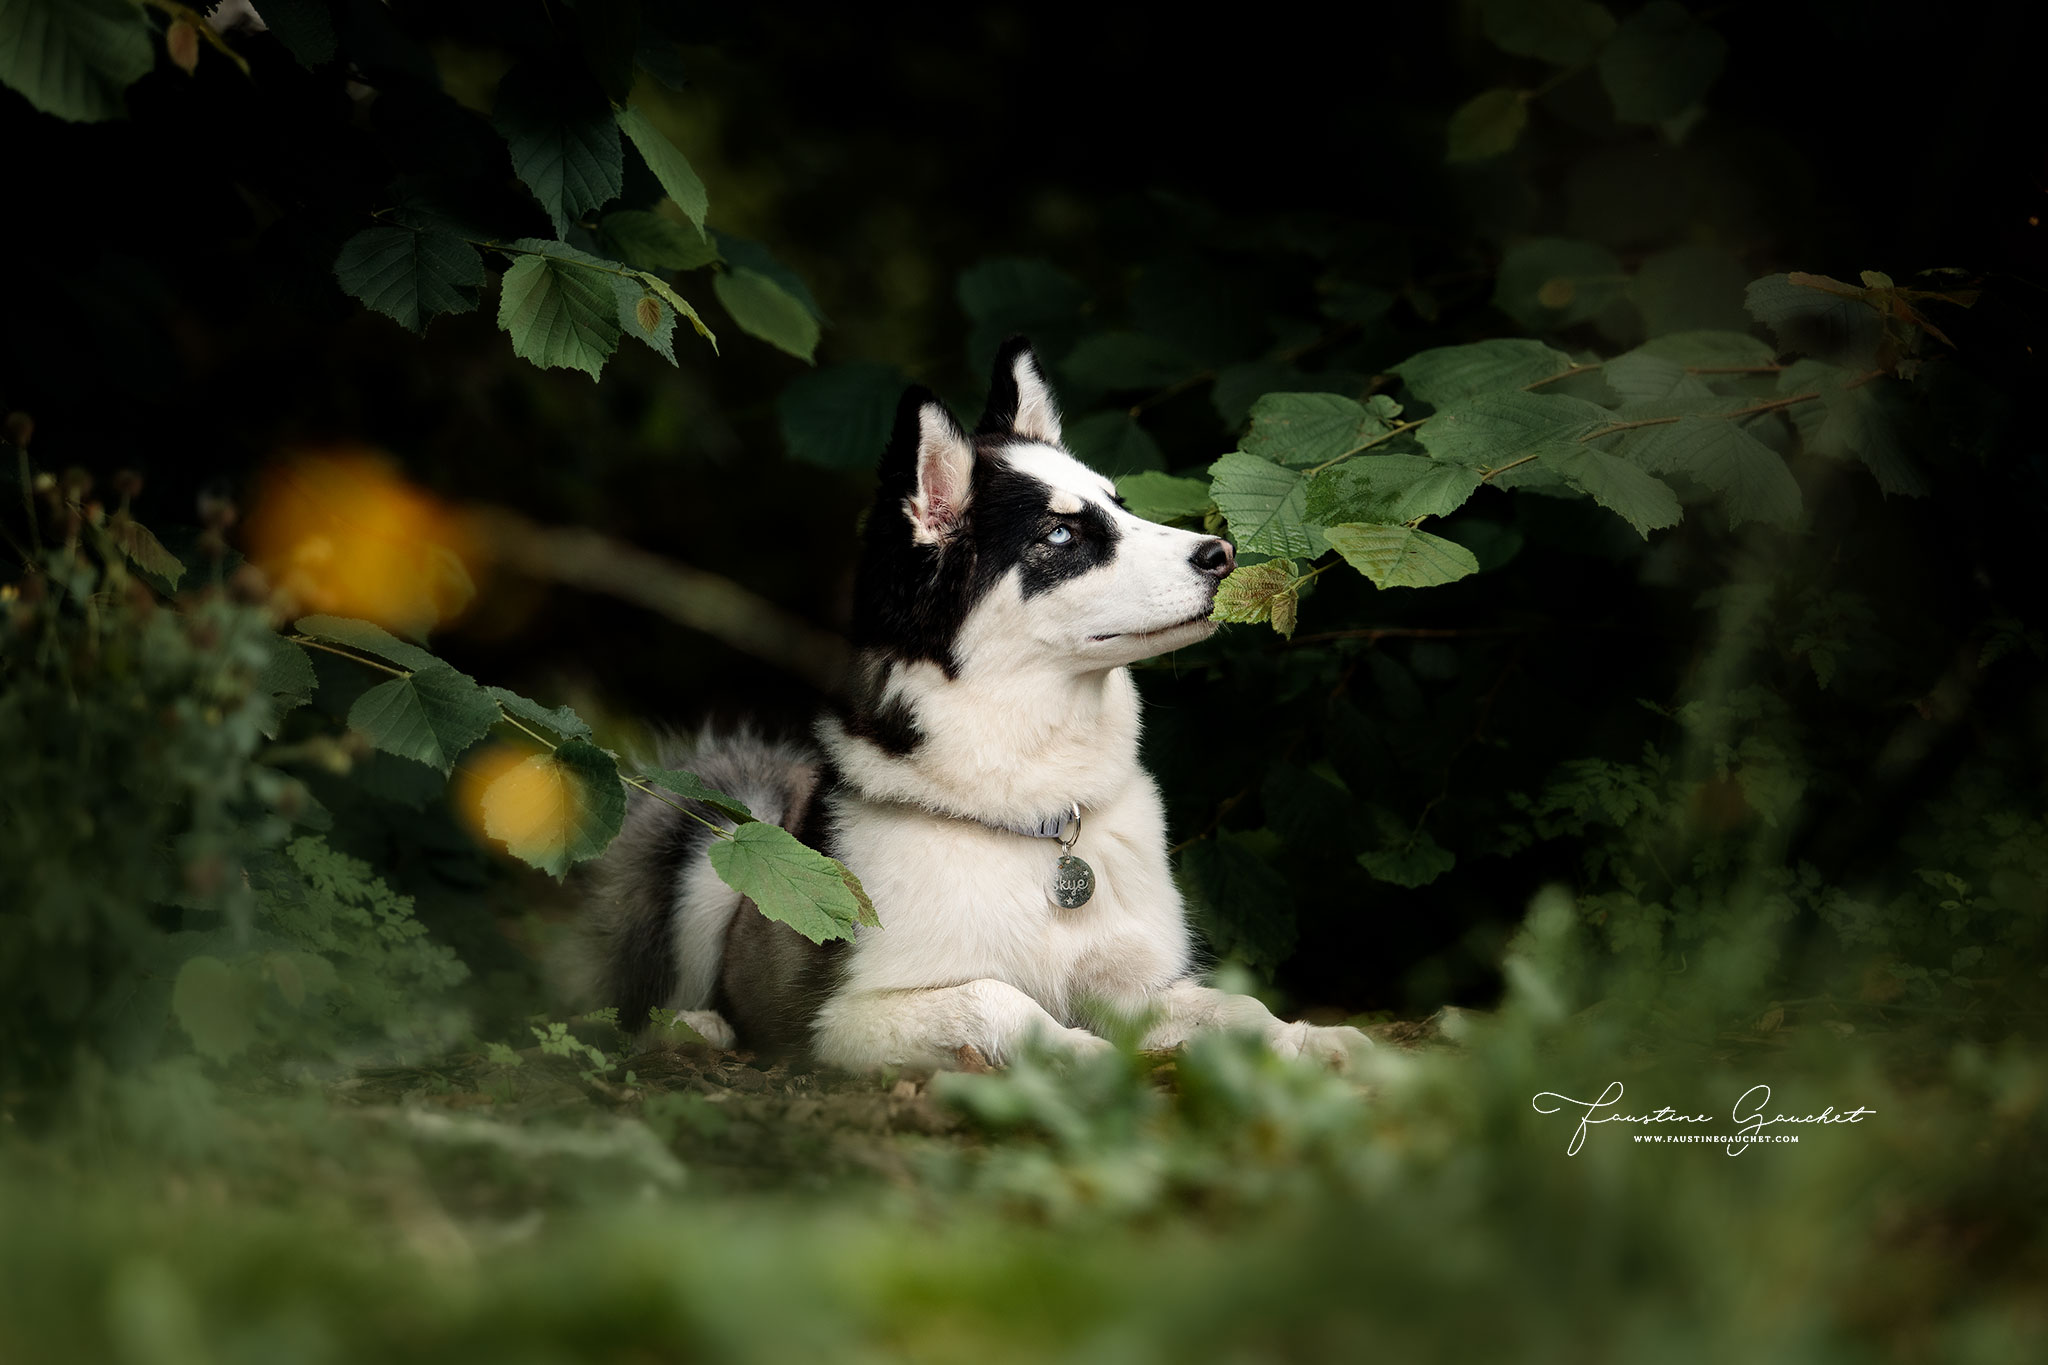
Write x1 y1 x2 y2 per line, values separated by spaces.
848 337 1115 675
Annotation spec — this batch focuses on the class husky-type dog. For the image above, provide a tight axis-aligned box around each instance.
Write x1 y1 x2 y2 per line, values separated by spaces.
584 339 1370 1071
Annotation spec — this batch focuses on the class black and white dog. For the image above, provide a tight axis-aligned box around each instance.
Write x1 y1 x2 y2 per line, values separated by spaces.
584 339 1370 1071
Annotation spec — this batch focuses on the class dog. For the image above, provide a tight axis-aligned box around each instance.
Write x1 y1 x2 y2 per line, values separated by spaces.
582 338 1371 1071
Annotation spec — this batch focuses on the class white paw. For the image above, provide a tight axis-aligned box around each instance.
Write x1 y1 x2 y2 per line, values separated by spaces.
673 1009 736 1049
1265 1021 1372 1069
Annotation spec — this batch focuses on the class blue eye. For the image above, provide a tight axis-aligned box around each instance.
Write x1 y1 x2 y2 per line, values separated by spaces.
1046 525 1073 546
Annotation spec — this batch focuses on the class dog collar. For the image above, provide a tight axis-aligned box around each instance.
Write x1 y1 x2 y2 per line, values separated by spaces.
968 801 1096 910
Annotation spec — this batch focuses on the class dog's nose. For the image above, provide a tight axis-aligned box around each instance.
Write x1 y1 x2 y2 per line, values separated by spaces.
1191 538 1235 579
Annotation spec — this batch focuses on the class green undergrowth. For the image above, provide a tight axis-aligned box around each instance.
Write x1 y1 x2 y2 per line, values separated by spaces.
1 896 2041 1365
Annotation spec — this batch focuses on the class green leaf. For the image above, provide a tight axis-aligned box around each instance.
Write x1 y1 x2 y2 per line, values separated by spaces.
347 664 499 774
638 768 757 825
1781 363 1925 497
1061 332 1198 391
778 362 909 470
614 104 708 232
1597 0 1727 125
1210 560 1301 638
485 686 593 741
0 0 154 123
1065 411 1165 476
1416 390 1614 468
171 956 256 1061
105 514 185 587
482 739 626 879
1603 350 1712 405
1181 836 1299 972
1480 0 1616 65
1306 456 1483 526
713 268 820 362
708 822 869 945
1241 393 1391 468
1325 524 1481 589
956 257 1089 370
334 227 483 334
1638 329 1777 369
600 210 720 272
1745 273 1884 366
497 241 622 379
1495 237 1630 331
1621 418 1802 528
631 271 715 350
292 615 442 672
1116 471 1213 524
260 635 317 736
613 277 677 364
493 61 623 238
1446 87 1528 164
248 0 335 68
1538 445 1684 537
1359 829 1456 888
1393 339 1580 407
1208 452 1325 559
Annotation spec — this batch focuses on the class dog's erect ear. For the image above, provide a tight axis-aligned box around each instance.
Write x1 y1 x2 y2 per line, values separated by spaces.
884 387 975 543
975 336 1062 445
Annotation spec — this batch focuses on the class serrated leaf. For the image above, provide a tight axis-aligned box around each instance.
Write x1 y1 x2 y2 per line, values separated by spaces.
1781 363 1925 497
1603 350 1712 404
1480 0 1616 64
1210 559 1300 636
708 822 868 944
1241 393 1390 467
171 955 257 1061
106 513 185 587
1181 837 1298 971
1065 411 1165 476
631 271 715 349
1538 445 1684 537
1116 471 1213 524
638 768 757 825
292 615 442 672
600 209 719 272
0 0 154 123
481 739 626 879
1597 0 1727 125
497 244 622 379
1305 456 1483 526
1745 273 1883 365
1495 237 1629 331
1394 339 1580 407
1325 524 1480 589
1208 453 1325 558
1062 332 1199 390
776 362 908 470
1446 87 1528 164
614 104 708 232
714 268 819 362
260 635 317 736
1358 830 1456 888
493 60 623 238
1622 417 1802 528
485 686 593 741
334 227 483 334
1416 390 1614 468
1637 330 1778 369
348 664 499 774
614 277 677 364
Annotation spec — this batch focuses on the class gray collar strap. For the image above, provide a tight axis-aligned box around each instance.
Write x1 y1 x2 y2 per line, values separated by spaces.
999 802 1079 841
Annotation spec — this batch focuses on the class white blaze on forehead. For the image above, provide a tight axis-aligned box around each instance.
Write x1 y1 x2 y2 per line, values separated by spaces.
997 442 1119 509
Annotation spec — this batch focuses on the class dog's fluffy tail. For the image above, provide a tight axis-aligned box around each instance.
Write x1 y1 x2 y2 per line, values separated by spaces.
575 730 819 1032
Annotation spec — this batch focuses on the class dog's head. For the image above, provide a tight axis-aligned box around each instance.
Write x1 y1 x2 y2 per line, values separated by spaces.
851 337 1233 678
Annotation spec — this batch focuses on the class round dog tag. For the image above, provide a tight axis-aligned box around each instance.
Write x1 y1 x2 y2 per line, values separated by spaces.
1052 853 1095 909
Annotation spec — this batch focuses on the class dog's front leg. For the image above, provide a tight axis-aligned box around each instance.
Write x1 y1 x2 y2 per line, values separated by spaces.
1131 979 1372 1068
813 978 1111 1072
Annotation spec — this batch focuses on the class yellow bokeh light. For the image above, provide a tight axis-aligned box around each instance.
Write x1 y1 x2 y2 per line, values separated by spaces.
244 451 477 637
